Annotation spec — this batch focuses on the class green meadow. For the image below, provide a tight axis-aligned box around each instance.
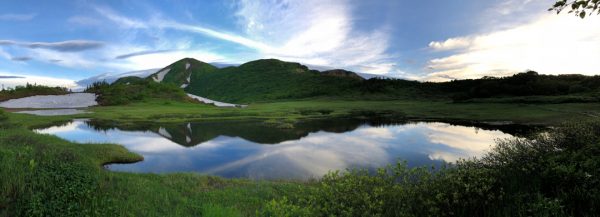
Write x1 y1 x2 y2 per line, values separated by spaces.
1 99 600 216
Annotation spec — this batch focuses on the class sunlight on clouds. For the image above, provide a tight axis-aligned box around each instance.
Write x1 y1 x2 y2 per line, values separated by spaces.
118 50 225 69
88 1 396 75
426 14 600 81
428 37 472 51
234 0 394 74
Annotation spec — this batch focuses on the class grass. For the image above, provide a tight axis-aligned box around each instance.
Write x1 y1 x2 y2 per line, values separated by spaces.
0 111 311 216
2 99 600 216
80 99 600 125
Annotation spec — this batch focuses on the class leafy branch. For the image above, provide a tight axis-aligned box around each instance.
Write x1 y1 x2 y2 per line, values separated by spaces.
550 0 600 18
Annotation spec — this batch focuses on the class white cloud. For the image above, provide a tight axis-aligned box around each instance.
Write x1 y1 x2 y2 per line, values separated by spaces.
428 37 472 51
0 71 77 88
92 2 395 75
0 39 104 52
29 49 97 68
234 0 393 74
117 50 224 69
425 14 600 81
94 6 148 29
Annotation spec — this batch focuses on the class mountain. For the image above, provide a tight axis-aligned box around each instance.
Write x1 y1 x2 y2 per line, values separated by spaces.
183 59 363 103
78 61 389 90
148 58 218 88
321 69 365 80
84 57 600 106
76 68 160 90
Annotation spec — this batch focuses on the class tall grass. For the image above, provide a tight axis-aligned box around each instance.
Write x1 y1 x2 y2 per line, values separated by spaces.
0 112 306 216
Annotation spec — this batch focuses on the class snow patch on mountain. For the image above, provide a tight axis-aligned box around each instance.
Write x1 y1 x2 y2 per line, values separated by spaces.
0 93 97 108
186 93 246 108
153 68 171 82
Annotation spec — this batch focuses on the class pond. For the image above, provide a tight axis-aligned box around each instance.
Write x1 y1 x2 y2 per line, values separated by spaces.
35 119 534 180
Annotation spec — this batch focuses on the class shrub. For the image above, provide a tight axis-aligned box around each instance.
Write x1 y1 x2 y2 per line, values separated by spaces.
85 80 187 105
264 120 600 216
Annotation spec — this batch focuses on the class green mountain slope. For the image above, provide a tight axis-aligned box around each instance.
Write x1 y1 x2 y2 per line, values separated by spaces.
138 58 600 104
148 58 218 88
184 59 363 103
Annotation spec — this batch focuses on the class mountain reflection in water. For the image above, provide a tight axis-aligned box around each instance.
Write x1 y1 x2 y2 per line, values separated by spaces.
36 119 535 180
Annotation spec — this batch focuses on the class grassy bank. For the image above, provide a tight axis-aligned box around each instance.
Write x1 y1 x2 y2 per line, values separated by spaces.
0 110 309 217
81 99 600 125
2 100 600 216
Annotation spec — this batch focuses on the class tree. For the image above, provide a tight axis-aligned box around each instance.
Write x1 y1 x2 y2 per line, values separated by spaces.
550 0 600 18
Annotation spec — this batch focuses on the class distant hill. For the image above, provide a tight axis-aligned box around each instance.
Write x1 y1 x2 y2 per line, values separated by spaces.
76 68 160 90
86 57 600 105
148 58 219 89
121 58 365 103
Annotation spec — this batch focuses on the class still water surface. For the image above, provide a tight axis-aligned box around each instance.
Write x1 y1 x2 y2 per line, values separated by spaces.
36 119 525 180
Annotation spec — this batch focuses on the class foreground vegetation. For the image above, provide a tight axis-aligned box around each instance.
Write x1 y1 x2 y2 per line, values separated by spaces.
261 120 600 216
1 107 598 216
0 110 306 217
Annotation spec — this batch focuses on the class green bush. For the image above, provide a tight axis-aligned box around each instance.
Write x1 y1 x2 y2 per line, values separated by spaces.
85 80 187 106
264 120 600 216
0 109 7 121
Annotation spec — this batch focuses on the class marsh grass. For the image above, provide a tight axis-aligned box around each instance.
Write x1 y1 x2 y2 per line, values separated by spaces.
1 101 599 216
0 111 308 217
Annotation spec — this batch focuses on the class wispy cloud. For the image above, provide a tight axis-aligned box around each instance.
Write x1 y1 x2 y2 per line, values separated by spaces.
11 56 32 62
0 13 36 21
0 71 76 88
232 0 393 74
0 40 105 52
93 1 395 75
115 49 176 59
0 75 25 79
0 48 32 62
93 6 148 29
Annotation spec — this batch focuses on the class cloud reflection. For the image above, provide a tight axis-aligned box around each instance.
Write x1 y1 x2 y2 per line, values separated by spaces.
36 121 514 180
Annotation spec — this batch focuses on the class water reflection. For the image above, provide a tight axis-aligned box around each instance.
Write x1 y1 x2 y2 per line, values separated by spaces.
36 119 528 180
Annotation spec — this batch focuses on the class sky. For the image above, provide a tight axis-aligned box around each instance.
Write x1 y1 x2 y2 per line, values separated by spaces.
0 0 599 88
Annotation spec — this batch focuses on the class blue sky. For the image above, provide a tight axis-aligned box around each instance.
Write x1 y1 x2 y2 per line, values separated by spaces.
0 0 599 87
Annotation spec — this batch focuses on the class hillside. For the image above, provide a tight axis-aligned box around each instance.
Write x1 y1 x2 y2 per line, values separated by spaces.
148 58 218 88
137 58 368 103
184 59 363 103
90 57 600 105
85 78 188 106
